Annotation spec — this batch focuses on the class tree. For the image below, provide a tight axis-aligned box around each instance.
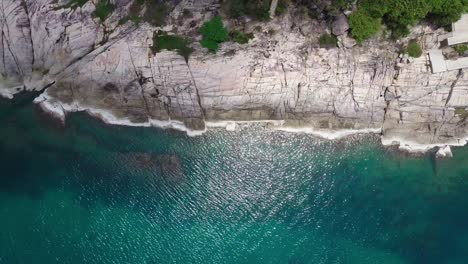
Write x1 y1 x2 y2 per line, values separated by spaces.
348 0 468 42
200 16 229 53
349 10 381 44
429 0 464 26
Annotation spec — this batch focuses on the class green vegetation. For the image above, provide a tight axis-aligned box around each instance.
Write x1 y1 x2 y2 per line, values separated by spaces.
143 0 169 26
200 16 229 53
455 44 468 56
455 107 468 119
293 0 353 18
230 30 254 44
348 9 381 44
318 33 337 48
406 40 422 58
68 0 89 9
127 0 145 24
54 0 89 10
348 0 468 42
182 9 193 19
151 31 193 62
326 0 354 17
119 0 168 26
93 0 115 22
276 0 289 16
225 0 271 21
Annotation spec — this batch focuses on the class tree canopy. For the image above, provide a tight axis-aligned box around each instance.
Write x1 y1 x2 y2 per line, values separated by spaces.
349 0 468 42
200 16 229 53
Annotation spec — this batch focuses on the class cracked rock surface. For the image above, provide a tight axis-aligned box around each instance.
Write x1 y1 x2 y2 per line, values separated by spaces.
1 0 467 149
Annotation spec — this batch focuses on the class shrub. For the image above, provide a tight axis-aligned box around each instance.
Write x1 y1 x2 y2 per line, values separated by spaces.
151 32 193 62
118 17 129 25
346 0 468 42
143 1 169 27
93 0 114 22
406 40 422 58
318 34 337 48
455 107 468 119
127 0 144 23
327 0 354 17
348 10 381 44
276 0 289 16
182 9 193 18
231 30 254 44
455 44 468 56
200 16 229 53
65 0 89 9
225 0 271 21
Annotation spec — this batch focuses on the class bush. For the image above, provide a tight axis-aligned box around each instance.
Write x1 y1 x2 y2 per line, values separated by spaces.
230 30 254 44
65 0 89 9
327 0 354 17
182 9 193 18
347 0 468 42
225 0 271 21
200 16 229 53
93 0 114 22
120 0 168 26
276 0 289 16
406 40 422 58
318 34 337 48
143 1 169 27
151 32 193 62
455 44 468 56
348 10 381 44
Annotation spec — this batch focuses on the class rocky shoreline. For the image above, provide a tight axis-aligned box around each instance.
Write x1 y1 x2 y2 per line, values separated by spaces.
33 90 466 156
1 0 468 156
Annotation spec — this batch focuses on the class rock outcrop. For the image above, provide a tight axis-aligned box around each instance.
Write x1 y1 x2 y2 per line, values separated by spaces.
332 13 349 36
1 0 468 152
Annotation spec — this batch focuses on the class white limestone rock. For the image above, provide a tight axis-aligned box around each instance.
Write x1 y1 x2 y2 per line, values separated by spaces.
0 0 467 153
436 146 453 158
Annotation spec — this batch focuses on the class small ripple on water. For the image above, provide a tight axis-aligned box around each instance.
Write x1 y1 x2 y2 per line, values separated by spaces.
1 107 468 263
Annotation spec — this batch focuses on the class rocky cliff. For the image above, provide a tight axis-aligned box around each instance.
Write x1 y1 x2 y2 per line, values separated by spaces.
1 0 468 152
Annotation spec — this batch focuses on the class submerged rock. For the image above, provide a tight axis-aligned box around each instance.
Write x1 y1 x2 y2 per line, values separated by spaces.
122 153 185 184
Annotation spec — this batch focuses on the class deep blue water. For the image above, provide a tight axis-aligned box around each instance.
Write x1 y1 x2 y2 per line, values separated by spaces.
1 95 468 263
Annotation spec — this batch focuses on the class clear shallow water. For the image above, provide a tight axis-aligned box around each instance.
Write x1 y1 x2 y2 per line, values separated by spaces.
1 96 468 264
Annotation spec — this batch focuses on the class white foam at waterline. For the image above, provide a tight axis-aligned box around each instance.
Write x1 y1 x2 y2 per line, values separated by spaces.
205 120 284 133
274 126 382 140
0 89 14 99
226 122 236 131
33 93 66 123
85 108 152 128
381 136 468 153
436 146 453 158
38 101 66 123
150 119 206 137
32 93 468 155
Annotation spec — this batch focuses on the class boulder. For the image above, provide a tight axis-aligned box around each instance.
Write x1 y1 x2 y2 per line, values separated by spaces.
332 14 350 36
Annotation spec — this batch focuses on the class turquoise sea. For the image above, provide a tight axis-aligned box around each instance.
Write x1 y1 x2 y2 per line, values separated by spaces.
1 94 468 264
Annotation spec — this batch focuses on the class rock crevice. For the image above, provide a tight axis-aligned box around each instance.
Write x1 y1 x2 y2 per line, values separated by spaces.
0 0 467 152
